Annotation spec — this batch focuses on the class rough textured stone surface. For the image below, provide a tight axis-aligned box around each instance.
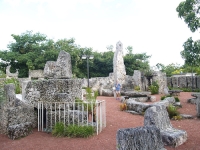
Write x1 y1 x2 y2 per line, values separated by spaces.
113 41 126 85
6 65 18 78
101 89 113 97
167 76 200 89
54 50 72 79
180 114 194 119
178 76 187 88
167 77 172 87
121 91 151 97
4 84 16 106
197 76 200 89
126 99 150 114
196 96 200 117
44 51 72 79
132 70 144 91
43 61 57 78
187 93 200 104
171 77 179 88
151 97 175 107
130 97 148 102
24 79 82 107
153 71 167 94
116 126 164 150
7 122 33 140
144 105 187 147
0 101 36 134
187 76 196 89
29 70 44 79
150 96 156 102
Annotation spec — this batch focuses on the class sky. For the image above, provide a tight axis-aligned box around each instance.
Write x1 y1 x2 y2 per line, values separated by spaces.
0 0 200 67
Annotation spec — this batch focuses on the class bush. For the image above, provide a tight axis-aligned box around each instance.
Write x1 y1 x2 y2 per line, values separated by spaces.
174 96 180 102
161 95 180 102
52 122 66 137
65 125 94 138
149 81 159 95
4 78 21 94
161 95 172 100
52 122 95 138
167 104 180 119
134 86 140 91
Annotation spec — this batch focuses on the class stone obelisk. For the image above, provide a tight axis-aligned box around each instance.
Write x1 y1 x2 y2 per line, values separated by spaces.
113 41 126 86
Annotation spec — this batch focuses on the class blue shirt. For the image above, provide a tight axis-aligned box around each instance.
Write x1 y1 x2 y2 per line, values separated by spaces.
115 84 121 91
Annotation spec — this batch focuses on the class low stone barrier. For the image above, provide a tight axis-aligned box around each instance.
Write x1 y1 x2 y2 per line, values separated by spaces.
125 97 175 114
7 122 33 140
144 105 187 147
116 126 164 150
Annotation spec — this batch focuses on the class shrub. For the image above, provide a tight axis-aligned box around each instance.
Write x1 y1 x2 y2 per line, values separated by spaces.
52 122 95 138
174 96 180 102
134 86 140 91
167 104 180 119
52 122 66 137
161 95 171 100
149 81 159 95
65 125 95 138
4 78 21 94
172 115 182 120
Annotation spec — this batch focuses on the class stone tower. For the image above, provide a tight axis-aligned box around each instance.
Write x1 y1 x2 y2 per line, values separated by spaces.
113 41 126 85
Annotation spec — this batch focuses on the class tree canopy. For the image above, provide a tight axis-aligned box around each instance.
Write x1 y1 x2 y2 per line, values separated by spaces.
181 37 200 66
0 31 151 78
176 0 200 32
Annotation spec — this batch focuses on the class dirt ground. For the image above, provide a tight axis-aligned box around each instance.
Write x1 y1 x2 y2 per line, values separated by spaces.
0 92 200 150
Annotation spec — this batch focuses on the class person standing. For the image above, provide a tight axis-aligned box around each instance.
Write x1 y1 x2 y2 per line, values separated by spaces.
115 81 121 100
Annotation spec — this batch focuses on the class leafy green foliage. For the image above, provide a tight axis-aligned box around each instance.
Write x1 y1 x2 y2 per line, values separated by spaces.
161 95 180 102
161 95 171 100
124 53 151 76
52 122 95 138
176 0 200 32
0 71 6 78
4 78 21 94
0 31 152 78
167 104 180 119
156 63 182 77
181 37 200 67
65 124 94 138
134 86 140 91
174 97 180 102
52 122 66 137
149 81 159 95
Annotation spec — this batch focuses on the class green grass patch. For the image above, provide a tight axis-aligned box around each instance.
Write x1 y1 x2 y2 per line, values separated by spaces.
52 122 95 138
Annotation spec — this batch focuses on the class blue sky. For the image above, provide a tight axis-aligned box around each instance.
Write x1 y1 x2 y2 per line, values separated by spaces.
0 0 199 67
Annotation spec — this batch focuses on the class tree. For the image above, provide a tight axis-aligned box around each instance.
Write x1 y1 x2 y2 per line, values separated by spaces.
176 0 200 32
181 37 200 66
124 53 151 76
0 31 85 78
156 63 182 77
126 46 133 55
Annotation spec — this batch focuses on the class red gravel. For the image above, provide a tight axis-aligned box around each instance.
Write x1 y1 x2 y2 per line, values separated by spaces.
0 92 200 150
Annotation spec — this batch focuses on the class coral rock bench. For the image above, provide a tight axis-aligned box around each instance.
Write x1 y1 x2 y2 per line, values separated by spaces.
168 90 182 96
116 126 165 150
144 104 187 147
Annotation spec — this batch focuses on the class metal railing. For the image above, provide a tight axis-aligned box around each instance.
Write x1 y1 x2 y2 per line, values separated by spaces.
38 100 106 135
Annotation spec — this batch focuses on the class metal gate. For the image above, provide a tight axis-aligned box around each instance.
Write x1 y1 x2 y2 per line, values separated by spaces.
38 100 106 135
